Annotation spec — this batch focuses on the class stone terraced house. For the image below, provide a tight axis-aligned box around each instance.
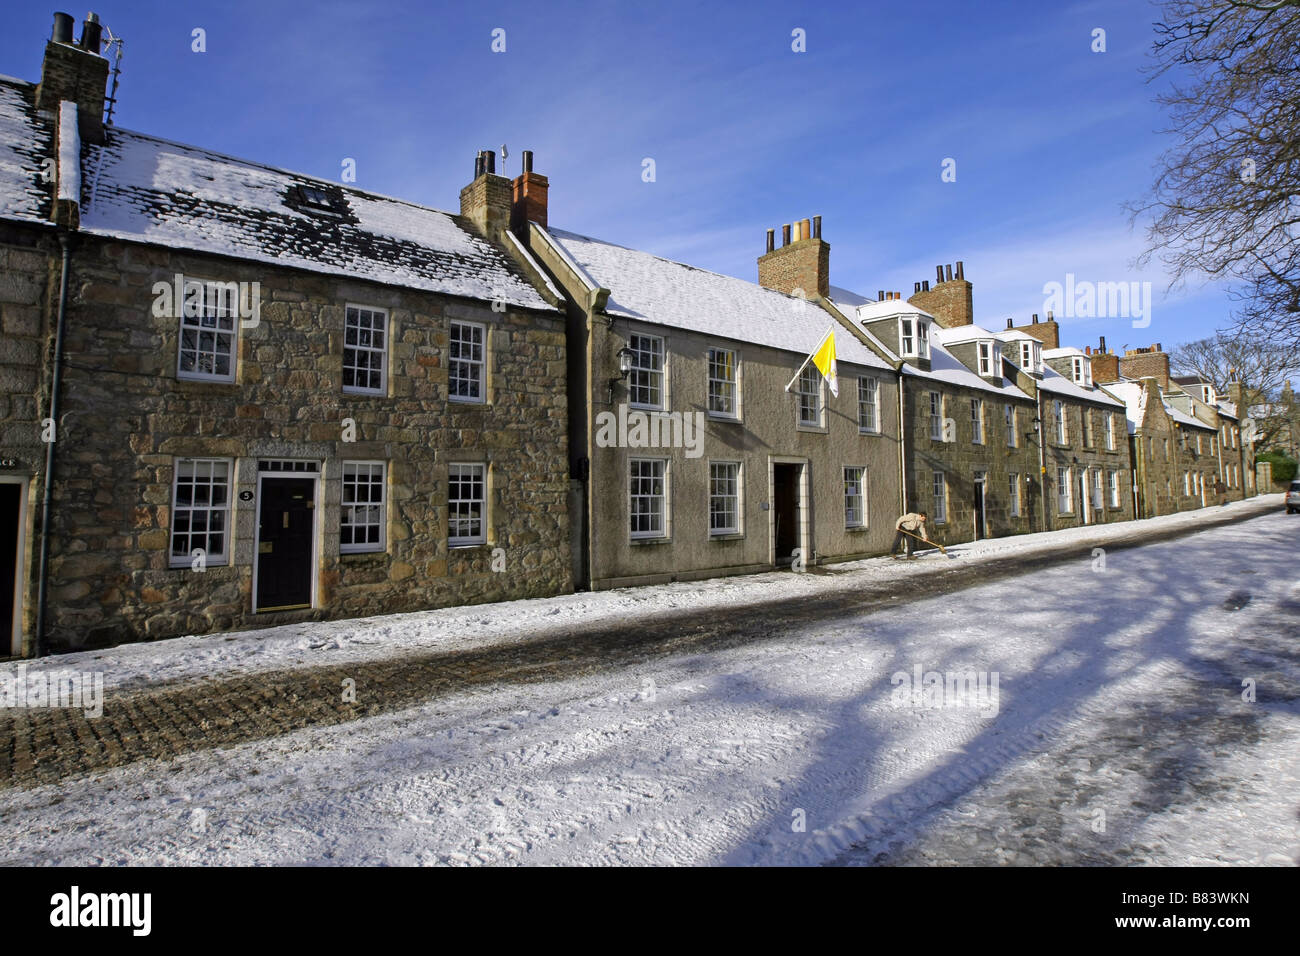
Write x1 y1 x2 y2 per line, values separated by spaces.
0 16 571 655
519 205 904 588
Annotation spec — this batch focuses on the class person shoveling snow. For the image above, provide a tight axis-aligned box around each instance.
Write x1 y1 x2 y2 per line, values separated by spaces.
891 510 929 559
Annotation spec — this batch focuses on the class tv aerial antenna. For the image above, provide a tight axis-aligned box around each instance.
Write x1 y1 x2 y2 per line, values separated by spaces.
100 23 125 128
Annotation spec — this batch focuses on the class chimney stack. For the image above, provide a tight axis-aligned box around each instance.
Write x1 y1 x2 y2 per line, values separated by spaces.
460 147 511 237
1090 346 1121 383
510 148 549 234
1118 343 1170 388
758 214 830 298
909 259 974 328
36 11 110 145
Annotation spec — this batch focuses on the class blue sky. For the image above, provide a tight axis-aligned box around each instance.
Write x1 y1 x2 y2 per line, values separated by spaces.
1 0 1236 354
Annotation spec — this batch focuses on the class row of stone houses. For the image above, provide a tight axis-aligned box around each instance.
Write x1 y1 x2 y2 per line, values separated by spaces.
0 14 1261 656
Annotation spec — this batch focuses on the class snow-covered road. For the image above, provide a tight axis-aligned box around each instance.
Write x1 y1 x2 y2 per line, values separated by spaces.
1 507 1297 866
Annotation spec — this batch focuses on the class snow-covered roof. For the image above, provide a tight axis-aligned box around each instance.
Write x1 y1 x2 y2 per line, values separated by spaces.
1100 381 1145 435
1217 400 1238 420
1037 366 1123 407
0 77 54 225
937 324 1000 346
994 328 1039 344
1042 346 1087 359
0 75 555 311
849 298 932 323
1167 404 1215 431
912 325 1030 400
542 228 891 370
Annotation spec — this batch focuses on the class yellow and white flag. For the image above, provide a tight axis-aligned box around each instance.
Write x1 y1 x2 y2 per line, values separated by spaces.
786 326 839 397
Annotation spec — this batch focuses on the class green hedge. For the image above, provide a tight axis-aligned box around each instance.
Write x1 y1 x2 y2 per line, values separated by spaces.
1257 449 1298 484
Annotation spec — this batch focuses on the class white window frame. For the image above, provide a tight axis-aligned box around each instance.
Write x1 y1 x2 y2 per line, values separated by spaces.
1091 468 1104 511
707 347 739 420
630 457 669 539
1057 465 1072 514
448 462 488 547
900 317 915 357
978 341 993 376
709 460 741 536
343 304 388 395
1053 399 1066 444
929 391 943 441
917 320 930 359
1109 470 1121 508
797 364 824 428
1005 404 1016 448
1105 412 1115 451
970 397 983 444
857 376 880 434
628 333 665 410
449 319 487 404
932 470 947 524
176 280 238 384
844 466 867 528
1072 356 1091 386
340 460 386 553
1009 473 1021 517
169 457 233 568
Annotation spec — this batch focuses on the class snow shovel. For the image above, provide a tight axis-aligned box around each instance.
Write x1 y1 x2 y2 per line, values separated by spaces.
900 527 952 558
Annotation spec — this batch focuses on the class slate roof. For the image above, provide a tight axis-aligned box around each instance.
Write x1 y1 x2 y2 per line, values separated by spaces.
0 74 554 312
542 227 892 370
0 76 54 225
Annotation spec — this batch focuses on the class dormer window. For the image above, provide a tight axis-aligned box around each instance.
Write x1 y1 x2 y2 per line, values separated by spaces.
917 320 930 358
1019 341 1042 374
1071 356 1092 386
977 341 999 376
1201 384 1216 405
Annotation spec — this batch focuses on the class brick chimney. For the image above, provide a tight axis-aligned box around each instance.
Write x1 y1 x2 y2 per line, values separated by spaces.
1009 311 1060 350
1090 337 1120 383
1120 344 1170 389
36 12 109 146
510 149 548 235
757 215 829 298
907 261 972 328
459 149 512 238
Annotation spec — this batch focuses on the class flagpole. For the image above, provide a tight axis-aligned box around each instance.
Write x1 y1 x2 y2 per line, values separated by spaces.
784 325 837 393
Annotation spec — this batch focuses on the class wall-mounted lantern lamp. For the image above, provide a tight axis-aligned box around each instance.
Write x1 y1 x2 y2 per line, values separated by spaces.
608 346 634 404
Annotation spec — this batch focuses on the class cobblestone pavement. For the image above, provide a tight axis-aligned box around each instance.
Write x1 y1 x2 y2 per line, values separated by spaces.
0 501 1277 792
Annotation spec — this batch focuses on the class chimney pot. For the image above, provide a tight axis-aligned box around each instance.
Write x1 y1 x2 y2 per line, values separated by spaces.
877 290 885 301
945 264 953 282
474 151 484 178
955 260 964 280
52 11 74 43
935 265 944 284
1047 310 1054 321
78 13 101 52
1086 346 1092 355
922 280 929 292
799 218 811 242
521 149 533 173
1099 335 1106 353
812 215 821 240
781 224 791 246
914 281 921 293
1032 313 1039 323
484 150 496 174
1155 342 1162 352
765 228 775 254
1006 319 1013 329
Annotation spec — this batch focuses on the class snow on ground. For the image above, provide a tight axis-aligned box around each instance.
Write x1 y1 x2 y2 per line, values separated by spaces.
2 495 1283 695
1 507 1296 866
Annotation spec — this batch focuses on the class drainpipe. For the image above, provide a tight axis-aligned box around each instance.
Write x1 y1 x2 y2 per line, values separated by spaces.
896 369 908 514
1037 390 1048 531
34 230 73 657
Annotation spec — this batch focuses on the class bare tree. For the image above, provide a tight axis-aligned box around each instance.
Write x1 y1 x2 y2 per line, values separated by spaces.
1170 333 1300 447
1129 1 1300 345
